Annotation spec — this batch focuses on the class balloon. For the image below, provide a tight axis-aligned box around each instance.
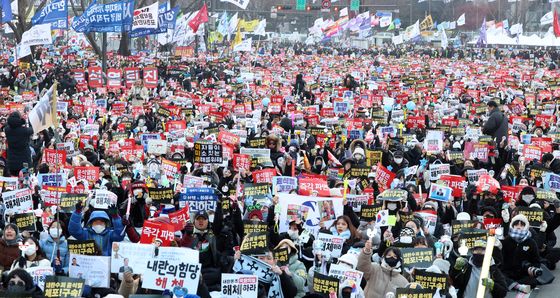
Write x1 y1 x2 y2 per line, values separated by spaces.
384 103 393 112
406 101 416 111
262 98 270 107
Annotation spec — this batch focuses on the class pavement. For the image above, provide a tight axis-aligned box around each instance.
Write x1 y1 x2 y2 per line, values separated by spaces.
505 228 560 298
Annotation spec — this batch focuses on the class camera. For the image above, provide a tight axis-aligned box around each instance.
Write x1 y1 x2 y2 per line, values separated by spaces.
528 266 543 277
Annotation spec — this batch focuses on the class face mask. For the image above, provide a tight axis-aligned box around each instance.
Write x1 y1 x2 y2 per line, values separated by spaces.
49 228 60 238
394 158 403 164
288 230 299 240
338 262 352 269
384 257 399 268
8 284 26 293
471 254 484 267
92 225 106 234
522 195 534 205
387 203 398 211
24 244 36 256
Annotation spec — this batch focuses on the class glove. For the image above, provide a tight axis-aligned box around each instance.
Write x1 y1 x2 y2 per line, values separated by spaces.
501 209 510 223
121 216 131 227
481 278 494 290
540 221 548 232
75 201 83 213
107 205 120 219
454 257 468 271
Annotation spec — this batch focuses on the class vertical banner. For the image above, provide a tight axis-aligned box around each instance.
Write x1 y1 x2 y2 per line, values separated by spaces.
106 68 122 89
88 67 104 88
124 67 140 87
143 67 159 88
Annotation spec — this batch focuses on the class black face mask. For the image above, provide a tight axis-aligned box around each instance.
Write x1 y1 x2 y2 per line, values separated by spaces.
8 284 26 293
385 257 399 268
471 254 484 267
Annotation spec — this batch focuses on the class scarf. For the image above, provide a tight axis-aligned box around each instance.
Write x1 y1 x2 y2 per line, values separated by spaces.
330 227 352 240
381 259 402 273
233 254 284 298
509 228 530 243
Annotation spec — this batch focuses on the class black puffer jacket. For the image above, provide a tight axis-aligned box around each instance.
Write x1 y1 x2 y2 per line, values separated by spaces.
4 112 33 175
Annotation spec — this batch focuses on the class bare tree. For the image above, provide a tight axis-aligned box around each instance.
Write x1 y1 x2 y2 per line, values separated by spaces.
6 0 48 42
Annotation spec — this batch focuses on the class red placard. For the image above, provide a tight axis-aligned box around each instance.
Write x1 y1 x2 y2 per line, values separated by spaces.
252 168 277 184
88 67 103 88
41 186 66 206
73 69 86 86
375 164 396 193
501 185 523 203
522 145 542 162
165 120 186 132
162 159 179 178
140 221 175 246
439 175 466 197
43 149 66 168
74 166 100 188
233 154 251 172
531 137 553 153
406 116 426 129
218 131 241 147
143 67 158 88
168 206 190 231
298 178 330 196
124 67 140 87
106 68 122 89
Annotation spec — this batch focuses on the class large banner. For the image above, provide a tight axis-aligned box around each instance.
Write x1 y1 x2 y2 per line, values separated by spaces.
72 0 134 33
277 193 344 236
31 0 68 29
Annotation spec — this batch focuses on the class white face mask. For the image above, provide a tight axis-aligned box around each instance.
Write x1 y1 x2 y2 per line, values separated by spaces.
24 244 37 256
387 203 398 211
522 195 534 204
338 262 352 269
92 224 106 234
394 158 403 164
49 228 60 238
288 230 299 240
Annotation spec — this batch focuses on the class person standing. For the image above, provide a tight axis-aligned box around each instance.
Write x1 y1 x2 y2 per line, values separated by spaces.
482 100 508 145
3 111 33 176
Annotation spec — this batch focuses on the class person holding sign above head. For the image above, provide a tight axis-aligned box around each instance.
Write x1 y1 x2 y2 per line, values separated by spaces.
68 202 125 256
4 111 33 177
0 224 23 272
273 239 307 298
357 240 409 297
450 239 508 298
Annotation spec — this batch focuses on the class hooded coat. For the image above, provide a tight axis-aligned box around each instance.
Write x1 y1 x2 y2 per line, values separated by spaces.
482 108 508 145
40 235 70 274
68 211 125 256
4 111 33 175
356 250 409 297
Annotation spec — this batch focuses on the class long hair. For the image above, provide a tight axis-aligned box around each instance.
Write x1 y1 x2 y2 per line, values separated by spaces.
331 215 360 241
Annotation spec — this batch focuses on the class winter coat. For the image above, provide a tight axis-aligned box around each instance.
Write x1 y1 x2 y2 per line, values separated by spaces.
287 254 307 298
0 239 21 270
68 211 125 256
4 112 33 174
10 257 51 271
482 109 508 145
356 250 409 297
40 236 70 274
501 236 541 280
450 262 508 298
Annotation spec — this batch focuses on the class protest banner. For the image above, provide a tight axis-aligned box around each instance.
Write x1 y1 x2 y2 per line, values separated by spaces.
414 269 449 293
375 164 396 192
68 254 110 287
396 287 434 298
243 183 270 200
12 212 37 231
0 176 18 191
233 153 251 171
428 183 453 202
90 189 117 209
43 149 67 168
438 174 466 197
328 263 364 285
359 204 384 221
252 168 276 184
179 187 217 211
428 162 451 181
400 248 434 268
451 220 479 235
220 274 258 298
243 220 269 234
142 247 201 293
110 242 156 273
346 194 369 212
44 276 84 298
74 166 100 187
37 173 67 188
140 220 176 246
313 272 340 295
147 187 174 204
240 231 269 255
459 230 488 250
516 206 545 227
273 247 290 266
40 186 65 206
278 193 344 236
317 233 345 258
298 177 330 196
2 188 33 214
168 206 190 231
147 139 168 155
232 254 284 297
543 172 560 192
194 142 223 164
26 266 54 290
68 240 97 256
59 194 87 213
272 176 298 194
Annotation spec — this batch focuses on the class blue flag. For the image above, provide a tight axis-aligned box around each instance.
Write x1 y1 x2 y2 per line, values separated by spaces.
72 0 134 33
130 5 179 38
1 0 13 23
32 0 68 29
477 17 487 47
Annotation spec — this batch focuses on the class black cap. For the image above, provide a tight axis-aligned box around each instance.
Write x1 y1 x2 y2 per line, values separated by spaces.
487 100 498 108
194 210 208 220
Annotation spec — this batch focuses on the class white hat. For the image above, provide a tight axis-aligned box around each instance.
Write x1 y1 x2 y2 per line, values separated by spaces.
457 212 471 221
353 147 365 158
338 253 358 269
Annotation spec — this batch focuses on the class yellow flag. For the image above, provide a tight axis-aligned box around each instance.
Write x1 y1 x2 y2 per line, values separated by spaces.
232 26 242 48
239 19 260 32
420 15 433 31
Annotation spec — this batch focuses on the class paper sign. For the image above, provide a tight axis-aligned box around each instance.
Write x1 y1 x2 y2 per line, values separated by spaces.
68 254 110 287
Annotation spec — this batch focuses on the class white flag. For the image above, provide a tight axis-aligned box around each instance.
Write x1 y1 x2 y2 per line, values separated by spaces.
220 0 249 10
510 23 523 35
441 29 448 49
404 20 420 41
380 16 392 28
16 45 32 59
254 19 266 36
541 11 553 26
19 23 52 47
233 37 252 52
457 13 466 26
29 84 57 133
340 7 348 17
392 35 403 45
132 2 159 30
228 12 239 36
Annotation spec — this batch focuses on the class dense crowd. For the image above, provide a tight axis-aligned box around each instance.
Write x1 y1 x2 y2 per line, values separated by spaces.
0 43 560 298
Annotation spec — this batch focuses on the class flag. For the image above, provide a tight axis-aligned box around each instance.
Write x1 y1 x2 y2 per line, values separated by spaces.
404 20 420 40
132 2 159 31
220 0 249 10
130 5 179 38
238 19 259 32
457 13 465 27
387 21 395 31
340 7 348 17
477 17 487 47
254 19 266 36
233 37 252 52
327 150 342 167
350 0 360 11
441 29 448 49
188 3 208 33
72 0 134 33
510 23 523 35
541 11 553 26
29 83 58 133
554 9 560 38
31 0 68 29
217 11 228 35
232 26 242 48
19 23 53 47
227 12 239 38
420 15 433 31
379 15 392 27
1 0 12 22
